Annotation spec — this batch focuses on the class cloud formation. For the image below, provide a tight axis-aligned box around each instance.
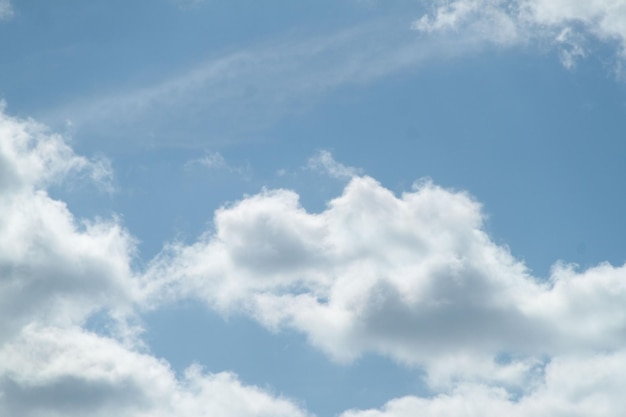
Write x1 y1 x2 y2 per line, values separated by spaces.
0 107 310 417
146 159 626 397
340 351 626 417
4 104 626 416
414 0 626 69
0 326 310 417
0 106 133 342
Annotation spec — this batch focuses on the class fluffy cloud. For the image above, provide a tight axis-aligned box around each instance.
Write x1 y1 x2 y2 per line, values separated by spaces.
414 0 626 68
0 326 310 417
0 106 135 341
146 167 626 393
340 351 626 417
0 107 310 417
4 101 626 416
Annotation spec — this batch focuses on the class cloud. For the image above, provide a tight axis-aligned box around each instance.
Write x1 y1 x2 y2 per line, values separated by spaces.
0 103 113 193
185 151 251 178
0 107 311 416
307 150 363 180
0 326 310 417
0 106 134 343
0 0 12 21
414 0 626 69
34 2 626 150
145 169 626 394
5 105 626 415
340 351 626 417
44 19 478 147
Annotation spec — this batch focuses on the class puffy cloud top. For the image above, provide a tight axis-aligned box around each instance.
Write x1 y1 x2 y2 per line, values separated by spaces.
146 171 626 391
0 107 310 417
3 103 626 416
414 0 626 68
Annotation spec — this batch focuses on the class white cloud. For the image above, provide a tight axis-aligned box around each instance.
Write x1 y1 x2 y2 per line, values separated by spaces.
414 0 626 69
0 107 134 343
0 107 311 416
413 0 522 45
340 351 626 417
5 104 626 415
307 150 363 180
0 103 113 193
145 172 626 394
0 326 310 417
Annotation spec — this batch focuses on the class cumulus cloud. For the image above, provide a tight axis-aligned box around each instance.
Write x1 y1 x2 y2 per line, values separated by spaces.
5 103 626 416
0 106 135 342
0 326 310 417
340 351 626 417
145 163 626 394
414 0 626 69
0 107 310 416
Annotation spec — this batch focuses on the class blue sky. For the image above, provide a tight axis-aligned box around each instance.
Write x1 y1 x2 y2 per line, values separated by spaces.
1 1 626 416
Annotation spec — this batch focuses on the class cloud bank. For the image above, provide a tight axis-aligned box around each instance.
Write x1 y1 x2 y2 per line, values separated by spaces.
3 104 626 416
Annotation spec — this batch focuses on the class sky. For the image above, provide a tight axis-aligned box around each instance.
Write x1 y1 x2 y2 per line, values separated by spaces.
1 0 626 416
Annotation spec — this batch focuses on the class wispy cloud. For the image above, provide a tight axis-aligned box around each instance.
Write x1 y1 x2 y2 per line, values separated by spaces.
44 18 484 148
0 0 13 21
307 150 363 180
185 151 252 179
38 1 626 150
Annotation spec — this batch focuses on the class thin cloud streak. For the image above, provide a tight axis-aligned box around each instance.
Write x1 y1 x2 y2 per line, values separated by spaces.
44 18 486 148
